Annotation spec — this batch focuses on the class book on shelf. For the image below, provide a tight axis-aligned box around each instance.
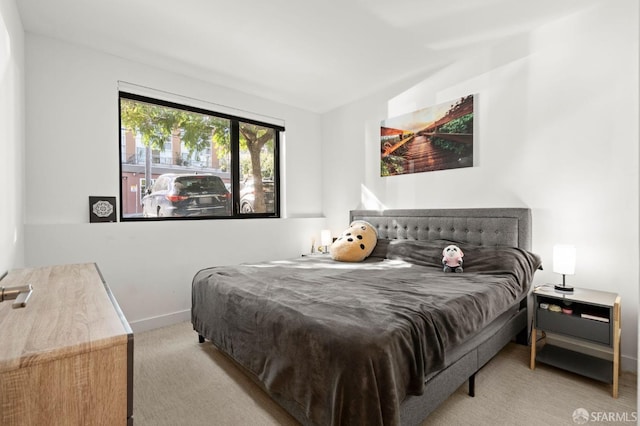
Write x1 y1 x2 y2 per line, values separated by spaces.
580 313 609 323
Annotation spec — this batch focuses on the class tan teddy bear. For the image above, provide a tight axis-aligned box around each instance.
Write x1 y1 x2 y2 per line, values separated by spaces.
330 220 377 262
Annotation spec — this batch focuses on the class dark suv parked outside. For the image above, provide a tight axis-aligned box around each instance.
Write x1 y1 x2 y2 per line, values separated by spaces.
142 173 231 217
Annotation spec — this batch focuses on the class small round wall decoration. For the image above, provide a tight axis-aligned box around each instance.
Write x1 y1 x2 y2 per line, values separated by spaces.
89 196 117 223
93 200 113 217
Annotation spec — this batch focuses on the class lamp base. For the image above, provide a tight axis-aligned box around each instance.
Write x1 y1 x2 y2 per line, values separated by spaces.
554 284 574 293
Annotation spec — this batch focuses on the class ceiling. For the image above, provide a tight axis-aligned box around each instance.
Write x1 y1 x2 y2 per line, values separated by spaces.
17 0 599 113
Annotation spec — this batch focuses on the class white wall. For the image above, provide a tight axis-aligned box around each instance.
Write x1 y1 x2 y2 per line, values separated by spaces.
322 1 639 370
23 34 326 331
0 0 24 273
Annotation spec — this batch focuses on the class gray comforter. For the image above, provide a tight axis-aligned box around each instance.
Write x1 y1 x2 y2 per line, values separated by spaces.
191 240 541 426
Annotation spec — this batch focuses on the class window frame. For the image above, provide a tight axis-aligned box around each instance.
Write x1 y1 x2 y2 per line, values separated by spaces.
118 91 283 221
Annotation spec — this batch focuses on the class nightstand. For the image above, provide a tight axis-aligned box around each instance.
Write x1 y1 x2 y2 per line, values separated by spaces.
530 285 621 397
301 252 331 258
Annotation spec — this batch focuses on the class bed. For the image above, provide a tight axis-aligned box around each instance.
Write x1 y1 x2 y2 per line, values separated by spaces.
191 208 541 425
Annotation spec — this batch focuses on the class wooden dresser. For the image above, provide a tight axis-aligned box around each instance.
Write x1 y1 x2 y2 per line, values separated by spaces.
0 263 133 425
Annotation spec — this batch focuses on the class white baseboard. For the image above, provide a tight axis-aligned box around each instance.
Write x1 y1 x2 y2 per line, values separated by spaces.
129 309 191 333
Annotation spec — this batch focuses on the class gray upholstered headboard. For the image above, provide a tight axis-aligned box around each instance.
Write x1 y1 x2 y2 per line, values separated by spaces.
349 208 531 250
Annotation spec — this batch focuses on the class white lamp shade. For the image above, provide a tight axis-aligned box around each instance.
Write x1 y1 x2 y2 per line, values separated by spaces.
553 244 576 275
320 230 332 246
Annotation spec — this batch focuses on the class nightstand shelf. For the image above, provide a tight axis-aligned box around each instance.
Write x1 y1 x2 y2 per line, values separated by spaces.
530 285 621 398
536 344 613 383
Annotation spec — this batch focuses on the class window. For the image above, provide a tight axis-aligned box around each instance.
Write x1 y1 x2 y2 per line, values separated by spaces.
119 92 282 220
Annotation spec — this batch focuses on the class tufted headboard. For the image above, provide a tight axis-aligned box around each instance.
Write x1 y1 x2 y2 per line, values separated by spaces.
350 208 531 250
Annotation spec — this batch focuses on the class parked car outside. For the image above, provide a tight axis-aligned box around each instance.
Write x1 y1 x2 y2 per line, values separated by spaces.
142 173 231 217
240 179 275 213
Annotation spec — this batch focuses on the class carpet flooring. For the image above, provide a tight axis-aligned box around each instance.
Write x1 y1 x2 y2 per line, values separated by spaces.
133 321 636 425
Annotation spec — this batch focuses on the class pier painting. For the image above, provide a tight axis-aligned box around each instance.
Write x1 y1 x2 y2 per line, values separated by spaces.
381 95 474 176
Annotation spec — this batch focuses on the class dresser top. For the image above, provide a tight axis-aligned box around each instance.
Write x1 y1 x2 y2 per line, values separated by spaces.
0 263 131 372
533 284 619 307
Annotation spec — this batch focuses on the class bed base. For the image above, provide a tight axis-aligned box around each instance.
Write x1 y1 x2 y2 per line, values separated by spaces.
399 305 527 425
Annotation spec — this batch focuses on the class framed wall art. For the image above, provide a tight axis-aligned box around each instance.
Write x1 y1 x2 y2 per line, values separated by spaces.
89 196 117 223
381 95 474 176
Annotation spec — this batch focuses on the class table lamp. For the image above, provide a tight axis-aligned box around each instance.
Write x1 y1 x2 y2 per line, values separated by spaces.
320 230 332 254
553 244 575 293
